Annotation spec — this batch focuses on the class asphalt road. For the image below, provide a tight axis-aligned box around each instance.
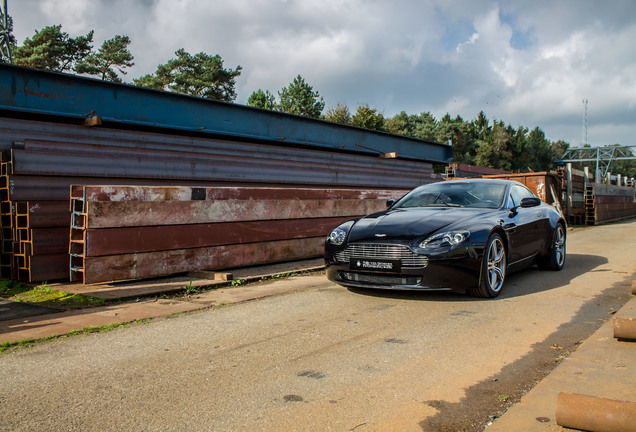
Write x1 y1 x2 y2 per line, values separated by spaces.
1 220 634 432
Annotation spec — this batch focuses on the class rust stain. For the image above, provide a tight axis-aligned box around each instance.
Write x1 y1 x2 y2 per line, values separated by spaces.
19 86 67 100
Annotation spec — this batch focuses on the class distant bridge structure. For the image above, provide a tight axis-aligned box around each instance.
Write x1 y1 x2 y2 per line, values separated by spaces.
560 145 636 179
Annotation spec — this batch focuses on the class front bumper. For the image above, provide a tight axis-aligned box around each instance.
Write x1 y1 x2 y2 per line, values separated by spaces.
325 243 482 291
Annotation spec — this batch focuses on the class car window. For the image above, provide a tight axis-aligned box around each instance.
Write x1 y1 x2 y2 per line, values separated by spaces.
508 184 536 208
395 182 506 209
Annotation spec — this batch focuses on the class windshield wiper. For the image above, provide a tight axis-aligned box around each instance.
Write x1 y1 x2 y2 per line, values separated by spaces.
439 202 463 207
422 202 464 208
431 193 463 207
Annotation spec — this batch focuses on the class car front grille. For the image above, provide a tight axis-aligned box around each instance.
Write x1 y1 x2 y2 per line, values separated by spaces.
340 272 422 286
334 243 428 268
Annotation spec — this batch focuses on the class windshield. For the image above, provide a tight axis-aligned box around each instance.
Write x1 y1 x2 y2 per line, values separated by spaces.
394 181 506 209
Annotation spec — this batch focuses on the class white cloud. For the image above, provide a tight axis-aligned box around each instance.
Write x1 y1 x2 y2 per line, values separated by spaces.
39 0 91 34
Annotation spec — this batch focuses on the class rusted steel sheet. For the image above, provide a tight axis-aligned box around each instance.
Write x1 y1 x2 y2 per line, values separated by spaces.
0 108 441 283
28 228 69 255
4 173 417 202
447 163 512 178
22 254 69 282
84 217 349 256
205 188 406 201
11 148 435 189
14 201 70 228
68 184 406 283
74 185 406 203
78 237 325 284
80 199 394 229
556 392 636 432
6 175 242 201
482 172 563 206
593 195 635 204
588 183 636 225
592 183 636 197
22 139 434 177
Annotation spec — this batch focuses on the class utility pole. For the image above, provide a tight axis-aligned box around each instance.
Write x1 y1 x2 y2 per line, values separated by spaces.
582 98 588 146
0 0 13 63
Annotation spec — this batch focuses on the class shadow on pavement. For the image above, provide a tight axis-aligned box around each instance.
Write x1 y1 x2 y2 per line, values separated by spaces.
347 253 608 302
0 299 61 322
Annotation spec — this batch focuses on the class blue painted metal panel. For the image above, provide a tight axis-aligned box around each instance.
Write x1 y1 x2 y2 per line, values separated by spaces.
0 64 452 163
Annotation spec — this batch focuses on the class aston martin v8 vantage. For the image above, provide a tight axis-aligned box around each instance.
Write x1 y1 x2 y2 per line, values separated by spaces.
325 179 566 298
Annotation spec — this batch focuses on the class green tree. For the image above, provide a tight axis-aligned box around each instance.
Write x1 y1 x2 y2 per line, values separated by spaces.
385 111 412 136
438 114 476 164
613 157 636 178
410 112 437 141
508 125 529 171
75 35 133 82
475 121 512 170
351 104 384 130
277 75 325 118
527 127 553 171
247 89 276 110
134 48 242 102
473 110 491 140
551 140 569 160
385 112 438 140
14 25 93 72
323 103 352 125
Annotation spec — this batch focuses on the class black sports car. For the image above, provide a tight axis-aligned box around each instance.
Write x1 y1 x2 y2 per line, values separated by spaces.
325 179 566 298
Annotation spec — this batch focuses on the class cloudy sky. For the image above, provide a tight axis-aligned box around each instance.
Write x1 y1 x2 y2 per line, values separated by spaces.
7 0 636 147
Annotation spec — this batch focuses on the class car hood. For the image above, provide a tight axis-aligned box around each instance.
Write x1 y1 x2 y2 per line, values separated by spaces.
347 207 493 242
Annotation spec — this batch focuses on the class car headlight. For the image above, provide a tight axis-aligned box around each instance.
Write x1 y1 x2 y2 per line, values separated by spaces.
328 228 348 245
420 231 470 248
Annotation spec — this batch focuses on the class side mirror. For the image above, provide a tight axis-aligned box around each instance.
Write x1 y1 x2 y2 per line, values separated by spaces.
520 197 541 208
386 199 396 207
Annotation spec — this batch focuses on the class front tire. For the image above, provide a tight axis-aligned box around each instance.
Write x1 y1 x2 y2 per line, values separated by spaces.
469 233 507 298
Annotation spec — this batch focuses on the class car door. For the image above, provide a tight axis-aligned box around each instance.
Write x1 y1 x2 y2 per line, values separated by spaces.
504 184 544 265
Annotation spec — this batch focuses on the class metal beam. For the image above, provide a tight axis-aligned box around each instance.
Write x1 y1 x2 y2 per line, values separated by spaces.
0 63 453 163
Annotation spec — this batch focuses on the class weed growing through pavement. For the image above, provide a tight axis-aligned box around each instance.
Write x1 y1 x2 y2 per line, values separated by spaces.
259 272 298 282
182 281 200 295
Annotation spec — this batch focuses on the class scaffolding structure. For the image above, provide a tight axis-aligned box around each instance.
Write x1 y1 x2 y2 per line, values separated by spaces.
0 0 12 63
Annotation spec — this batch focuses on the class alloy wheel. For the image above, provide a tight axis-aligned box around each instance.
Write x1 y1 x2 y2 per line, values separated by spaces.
554 225 565 267
487 237 506 292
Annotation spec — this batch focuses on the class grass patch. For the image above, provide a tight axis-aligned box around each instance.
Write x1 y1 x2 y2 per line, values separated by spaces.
0 279 105 310
182 281 201 295
259 272 298 282
0 318 153 354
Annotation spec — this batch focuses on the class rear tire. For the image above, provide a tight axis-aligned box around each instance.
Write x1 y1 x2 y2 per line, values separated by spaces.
469 233 506 298
539 223 566 270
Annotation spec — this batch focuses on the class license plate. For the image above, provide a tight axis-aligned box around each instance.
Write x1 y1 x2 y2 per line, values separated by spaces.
350 259 401 273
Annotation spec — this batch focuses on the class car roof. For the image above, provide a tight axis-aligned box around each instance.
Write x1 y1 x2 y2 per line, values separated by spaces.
444 178 513 184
